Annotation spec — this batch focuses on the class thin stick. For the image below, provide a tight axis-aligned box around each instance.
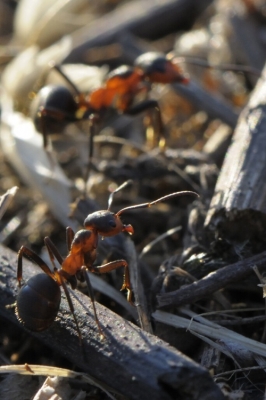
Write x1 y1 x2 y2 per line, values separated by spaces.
253 265 266 342
157 250 266 308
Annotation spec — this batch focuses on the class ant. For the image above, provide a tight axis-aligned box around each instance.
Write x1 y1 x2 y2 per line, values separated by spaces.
16 181 198 341
31 50 259 156
30 51 189 182
98 52 189 147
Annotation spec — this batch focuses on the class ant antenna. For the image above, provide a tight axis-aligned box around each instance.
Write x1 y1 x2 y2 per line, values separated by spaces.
49 62 82 96
107 180 133 210
167 53 262 77
116 190 199 216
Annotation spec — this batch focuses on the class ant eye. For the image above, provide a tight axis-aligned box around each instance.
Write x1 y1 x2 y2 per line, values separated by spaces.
108 220 116 228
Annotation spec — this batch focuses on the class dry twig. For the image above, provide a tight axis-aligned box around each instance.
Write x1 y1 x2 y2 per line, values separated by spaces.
157 251 266 308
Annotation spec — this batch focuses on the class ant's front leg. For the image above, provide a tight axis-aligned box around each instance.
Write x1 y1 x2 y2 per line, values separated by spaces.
91 260 132 303
17 246 55 287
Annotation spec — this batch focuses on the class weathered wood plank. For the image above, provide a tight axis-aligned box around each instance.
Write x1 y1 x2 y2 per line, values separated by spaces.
204 63 266 253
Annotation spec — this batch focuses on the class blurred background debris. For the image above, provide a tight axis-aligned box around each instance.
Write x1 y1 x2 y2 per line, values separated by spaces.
1 0 266 398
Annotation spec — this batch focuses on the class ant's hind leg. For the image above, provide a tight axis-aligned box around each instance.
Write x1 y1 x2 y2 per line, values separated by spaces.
81 266 104 337
38 109 68 183
17 246 55 287
39 111 59 171
44 236 64 269
43 236 78 290
60 277 83 344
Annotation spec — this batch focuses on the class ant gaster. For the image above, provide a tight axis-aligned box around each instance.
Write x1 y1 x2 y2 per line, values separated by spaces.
16 181 198 341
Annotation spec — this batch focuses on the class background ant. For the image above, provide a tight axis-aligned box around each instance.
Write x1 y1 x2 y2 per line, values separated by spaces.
16 180 198 341
30 51 189 181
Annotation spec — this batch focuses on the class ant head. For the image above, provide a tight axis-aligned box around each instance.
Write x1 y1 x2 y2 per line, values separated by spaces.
135 51 189 84
84 181 134 236
84 210 134 237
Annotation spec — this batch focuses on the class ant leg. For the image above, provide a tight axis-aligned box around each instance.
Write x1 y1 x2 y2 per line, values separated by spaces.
44 236 64 267
145 105 165 149
38 107 77 180
38 108 66 180
150 104 165 149
17 246 55 287
51 64 81 97
44 235 77 290
66 227 75 252
39 108 67 149
127 99 165 149
39 112 49 150
84 114 99 196
59 276 83 344
91 260 132 303
81 266 104 337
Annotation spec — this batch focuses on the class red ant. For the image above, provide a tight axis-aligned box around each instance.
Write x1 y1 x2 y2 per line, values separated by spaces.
31 50 259 154
30 52 189 179
16 181 198 341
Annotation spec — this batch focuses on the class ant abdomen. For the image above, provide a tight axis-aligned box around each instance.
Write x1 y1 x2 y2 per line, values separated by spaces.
16 274 61 332
30 85 78 135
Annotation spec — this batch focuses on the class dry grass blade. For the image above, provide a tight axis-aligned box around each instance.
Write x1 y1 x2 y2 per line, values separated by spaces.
0 364 117 400
152 309 266 358
0 187 18 220
139 226 182 259
124 237 153 333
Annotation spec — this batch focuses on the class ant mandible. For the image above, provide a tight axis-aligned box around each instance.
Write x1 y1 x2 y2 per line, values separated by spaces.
16 181 198 341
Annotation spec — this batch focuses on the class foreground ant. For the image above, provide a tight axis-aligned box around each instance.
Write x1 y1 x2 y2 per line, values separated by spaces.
16 182 198 340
